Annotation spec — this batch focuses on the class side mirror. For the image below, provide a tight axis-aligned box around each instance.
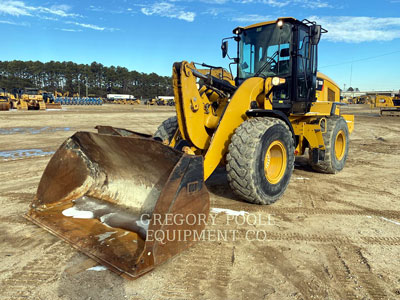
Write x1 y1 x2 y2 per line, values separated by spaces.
221 41 228 58
311 25 322 45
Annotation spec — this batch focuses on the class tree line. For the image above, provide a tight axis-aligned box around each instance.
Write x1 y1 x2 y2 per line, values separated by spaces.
0 60 173 98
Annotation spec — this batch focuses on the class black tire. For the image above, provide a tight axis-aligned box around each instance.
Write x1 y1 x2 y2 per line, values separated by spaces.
226 117 295 205
153 116 178 143
309 117 349 174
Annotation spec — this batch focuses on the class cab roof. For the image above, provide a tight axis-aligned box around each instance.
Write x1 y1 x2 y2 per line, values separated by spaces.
243 17 299 30
317 72 340 89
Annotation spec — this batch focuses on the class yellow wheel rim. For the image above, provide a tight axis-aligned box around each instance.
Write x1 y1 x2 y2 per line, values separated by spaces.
264 141 287 184
335 130 346 161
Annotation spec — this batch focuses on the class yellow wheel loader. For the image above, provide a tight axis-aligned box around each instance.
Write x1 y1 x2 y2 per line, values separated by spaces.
27 18 354 279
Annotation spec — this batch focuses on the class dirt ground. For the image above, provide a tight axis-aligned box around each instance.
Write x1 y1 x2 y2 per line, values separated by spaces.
0 104 399 300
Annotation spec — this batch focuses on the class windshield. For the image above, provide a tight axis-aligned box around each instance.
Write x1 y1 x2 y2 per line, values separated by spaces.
238 23 292 79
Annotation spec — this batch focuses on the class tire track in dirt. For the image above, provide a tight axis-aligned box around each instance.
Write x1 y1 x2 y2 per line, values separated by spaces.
0 241 73 300
322 245 387 300
325 195 400 220
327 179 396 198
321 245 358 299
157 242 233 300
1 192 35 204
260 245 327 299
348 248 387 299
231 230 400 246
213 204 400 220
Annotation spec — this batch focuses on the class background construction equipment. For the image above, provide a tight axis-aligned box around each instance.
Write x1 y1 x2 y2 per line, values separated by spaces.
371 94 400 116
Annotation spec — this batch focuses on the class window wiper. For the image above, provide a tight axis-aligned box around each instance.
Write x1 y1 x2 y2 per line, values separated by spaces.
254 51 279 77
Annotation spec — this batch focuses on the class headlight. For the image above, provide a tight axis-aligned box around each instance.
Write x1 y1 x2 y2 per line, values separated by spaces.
272 77 286 86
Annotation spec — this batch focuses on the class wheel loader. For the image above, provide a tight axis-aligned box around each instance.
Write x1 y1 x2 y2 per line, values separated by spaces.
27 18 354 279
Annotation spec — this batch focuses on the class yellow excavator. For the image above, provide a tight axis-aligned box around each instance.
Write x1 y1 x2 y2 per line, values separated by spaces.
371 94 400 116
27 18 354 279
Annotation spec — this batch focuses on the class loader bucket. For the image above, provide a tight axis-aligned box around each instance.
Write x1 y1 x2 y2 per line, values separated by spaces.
26 130 209 279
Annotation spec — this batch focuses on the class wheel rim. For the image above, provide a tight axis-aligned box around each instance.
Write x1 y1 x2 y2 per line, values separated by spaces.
335 130 346 160
264 141 287 184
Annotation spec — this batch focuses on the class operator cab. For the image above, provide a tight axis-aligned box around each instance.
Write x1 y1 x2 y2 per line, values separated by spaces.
224 18 325 114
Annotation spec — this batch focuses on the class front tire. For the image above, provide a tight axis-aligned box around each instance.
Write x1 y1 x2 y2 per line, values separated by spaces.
153 116 178 143
309 117 349 174
226 117 295 205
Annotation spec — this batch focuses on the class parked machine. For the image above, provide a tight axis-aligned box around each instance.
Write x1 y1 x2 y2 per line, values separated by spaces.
372 94 400 116
42 92 62 109
19 88 46 110
27 18 354 279
156 96 175 106
145 98 156 105
0 88 10 111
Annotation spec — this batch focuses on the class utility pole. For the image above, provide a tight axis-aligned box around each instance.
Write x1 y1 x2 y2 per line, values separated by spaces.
86 76 88 97
350 63 353 97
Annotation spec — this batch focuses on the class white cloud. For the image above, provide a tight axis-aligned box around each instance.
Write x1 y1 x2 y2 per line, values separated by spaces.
0 19 28 25
310 16 400 43
264 0 290 7
51 4 70 12
300 0 331 8
233 0 290 7
231 14 273 23
59 28 82 32
88 5 104 12
234 0 331 7
141 2 195 22
0 1 31 16
67 21 105 31
66 21 119 32
0 1 77 17
201 0 229 3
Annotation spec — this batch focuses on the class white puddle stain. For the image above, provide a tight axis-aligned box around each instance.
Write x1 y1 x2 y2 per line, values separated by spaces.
381 217 400 226
96 231 117 242
61 196 150 240
211 207 248 216
119 232 130 237
62 207 94 219
87 266 107 271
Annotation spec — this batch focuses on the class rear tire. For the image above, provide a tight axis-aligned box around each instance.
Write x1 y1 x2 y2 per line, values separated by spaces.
309 117 349 174
153 116 178 143
226 117 295 205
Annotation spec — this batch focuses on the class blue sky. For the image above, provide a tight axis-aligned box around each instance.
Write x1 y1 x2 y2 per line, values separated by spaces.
1 0 400 91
